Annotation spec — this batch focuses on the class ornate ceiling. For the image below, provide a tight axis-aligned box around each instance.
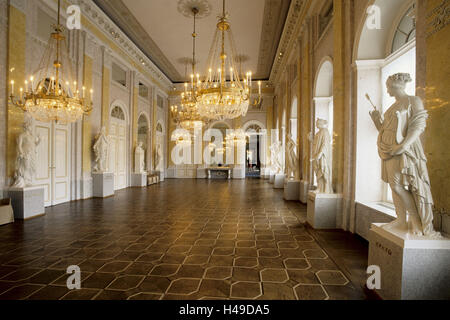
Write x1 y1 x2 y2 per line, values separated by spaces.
93 0 291 83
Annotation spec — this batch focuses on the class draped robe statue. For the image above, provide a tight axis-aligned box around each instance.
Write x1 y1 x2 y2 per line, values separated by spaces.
11 115 41 188
270 141 283 174
93 126 109 173
370 73 440 238
311 119 333 194
135 142 145 173
286 134 299 180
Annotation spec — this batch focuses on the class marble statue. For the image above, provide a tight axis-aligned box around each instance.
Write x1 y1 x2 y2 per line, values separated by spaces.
310 119 333 194
135 142 145 173
155 144 163 171
93 126 109 173
286 134 299 180
270 141 283 174
369 72 440 238
11 115 41 188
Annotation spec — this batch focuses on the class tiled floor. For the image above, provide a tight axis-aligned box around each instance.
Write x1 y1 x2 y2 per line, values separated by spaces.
0 179 370 300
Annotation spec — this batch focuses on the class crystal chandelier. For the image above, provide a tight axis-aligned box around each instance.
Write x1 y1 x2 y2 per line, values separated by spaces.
196 0 261 121
9 0 92 124
170 7 208 131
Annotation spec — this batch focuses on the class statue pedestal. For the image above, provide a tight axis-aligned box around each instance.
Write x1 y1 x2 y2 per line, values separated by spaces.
368 223 450 300
131 173 147 187
261 168 270 180
307 192 342 229
197 168 207 179
7 186 45 220
269 173 275 184
273 174 285 189
233 167 245 179
284 180 300 201
92 173 114 198
0 199 14 225
299 180 309 204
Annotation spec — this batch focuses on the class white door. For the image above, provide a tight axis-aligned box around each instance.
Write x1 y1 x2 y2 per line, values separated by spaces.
34 121 71 207
110 107 127 190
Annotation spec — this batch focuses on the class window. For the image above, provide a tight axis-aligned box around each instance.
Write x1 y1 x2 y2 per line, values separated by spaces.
139 82 149 98
112 63 127 87
391 5 416 54
111 106 125 120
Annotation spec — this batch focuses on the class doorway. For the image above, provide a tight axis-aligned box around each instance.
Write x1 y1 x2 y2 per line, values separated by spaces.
34 121 71 207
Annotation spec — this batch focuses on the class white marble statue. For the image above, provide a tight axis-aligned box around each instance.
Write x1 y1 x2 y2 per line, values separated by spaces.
135 142 145 173
369 72 440 238
310 119 333 194
11 115 41 188
270 141 283 174
155 144 163 171
286 134 299 180
93 126 110 173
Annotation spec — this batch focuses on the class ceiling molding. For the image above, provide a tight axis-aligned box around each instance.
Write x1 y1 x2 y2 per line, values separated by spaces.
93 0 182 81
74 0 173 92
256 0 291 80
269 0 310 84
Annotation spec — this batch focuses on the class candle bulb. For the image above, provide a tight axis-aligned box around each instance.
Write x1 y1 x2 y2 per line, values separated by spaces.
25 80 28 93
258 81 262 95
90 89 93 102
82 87 86 99
230 68 234 83
10 80 14 95
30 76 34 92
209 69 212 84
20 87 23 100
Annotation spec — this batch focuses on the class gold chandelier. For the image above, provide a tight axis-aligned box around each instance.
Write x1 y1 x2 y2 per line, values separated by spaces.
9 0 92 124
171 7 208 131
196 0 261 121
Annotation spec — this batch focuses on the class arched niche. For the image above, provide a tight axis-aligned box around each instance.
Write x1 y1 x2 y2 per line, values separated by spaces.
243 120 268 171
137 112 150 170
353 0 416 204
314 58 334 136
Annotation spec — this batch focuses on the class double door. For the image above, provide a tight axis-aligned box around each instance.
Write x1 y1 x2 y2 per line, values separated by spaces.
34 121 71 207
109 119 127 190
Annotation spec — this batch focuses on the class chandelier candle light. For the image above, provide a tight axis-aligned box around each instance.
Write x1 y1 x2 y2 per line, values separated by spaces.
9 0 92 123
171 7 209 131
195 0 261 120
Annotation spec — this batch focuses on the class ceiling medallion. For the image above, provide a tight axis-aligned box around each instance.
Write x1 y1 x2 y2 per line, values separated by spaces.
177 0 212 19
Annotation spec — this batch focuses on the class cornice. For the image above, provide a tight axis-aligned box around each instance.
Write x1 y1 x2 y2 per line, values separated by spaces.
93 0 182 82
269 0 310 84
73 0 173 92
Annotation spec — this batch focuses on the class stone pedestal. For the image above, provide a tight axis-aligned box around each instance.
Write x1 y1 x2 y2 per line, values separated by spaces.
299 180 309 204
157 171 165 182
368 224 450 300
274 174 285 189
131 173 147 187
7 186 45 220
307 192 342 229
93 172 114 198
197 168 207 179
261 168 270 180
269 173 275 184
284 180 300 201
233 167 245 179
0 199 14 225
